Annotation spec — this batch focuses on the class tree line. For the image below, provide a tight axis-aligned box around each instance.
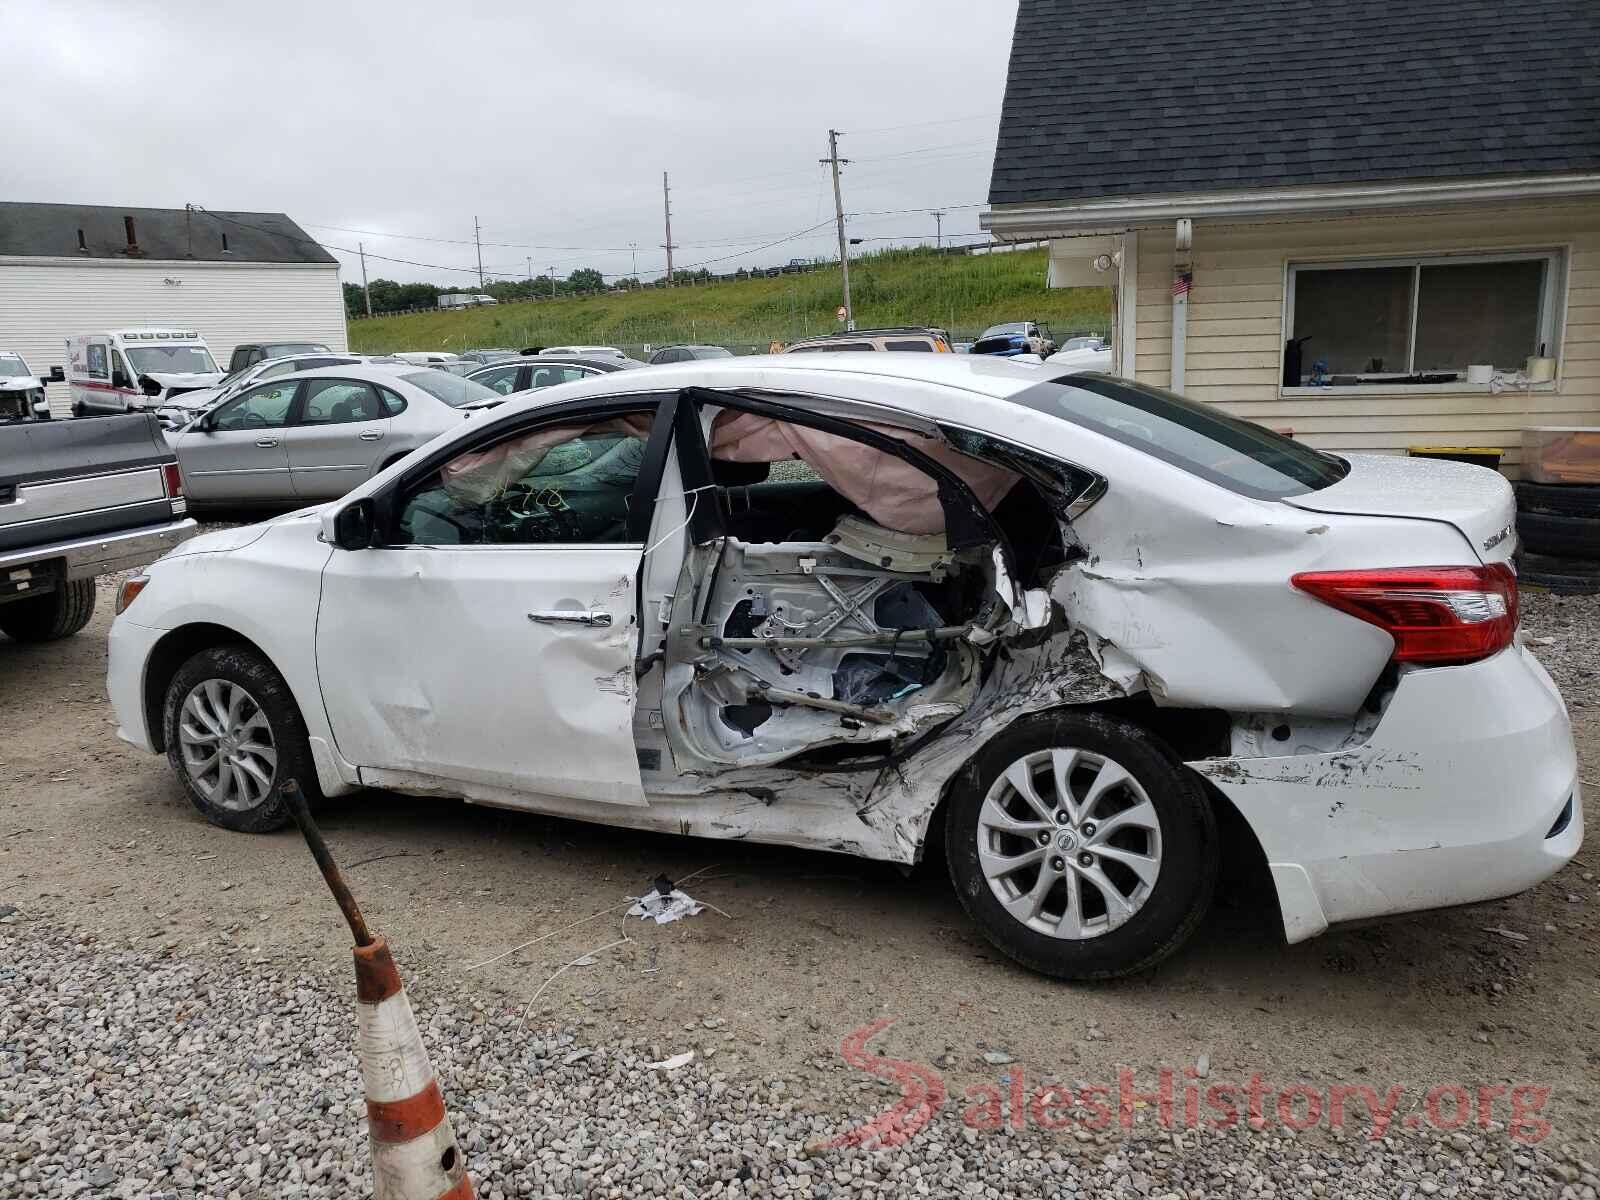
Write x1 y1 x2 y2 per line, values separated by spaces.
345 266 721 315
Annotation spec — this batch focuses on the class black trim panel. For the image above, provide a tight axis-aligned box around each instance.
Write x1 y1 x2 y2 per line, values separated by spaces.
1 413 174 486
0 498 176 553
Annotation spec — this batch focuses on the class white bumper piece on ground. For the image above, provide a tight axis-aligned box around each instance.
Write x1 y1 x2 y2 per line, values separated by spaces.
1192 645 1582 942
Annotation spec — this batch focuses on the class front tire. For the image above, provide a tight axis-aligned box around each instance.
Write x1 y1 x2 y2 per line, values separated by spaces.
0 579 95 642
162 645 320 832
945 712 1218 980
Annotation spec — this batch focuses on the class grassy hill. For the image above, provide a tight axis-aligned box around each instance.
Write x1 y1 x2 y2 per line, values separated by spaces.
347 246 1111 355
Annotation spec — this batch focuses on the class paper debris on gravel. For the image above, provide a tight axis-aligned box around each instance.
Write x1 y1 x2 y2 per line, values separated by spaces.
1482 926 1530 943
628 887 704 924
647 1050 695 1071
628 875 705 924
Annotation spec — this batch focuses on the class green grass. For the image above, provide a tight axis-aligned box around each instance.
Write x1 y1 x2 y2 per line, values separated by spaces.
347 247 1112 355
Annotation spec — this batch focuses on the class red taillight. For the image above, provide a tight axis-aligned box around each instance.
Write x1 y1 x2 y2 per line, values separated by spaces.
1290 564 1518 665
161 462 183 497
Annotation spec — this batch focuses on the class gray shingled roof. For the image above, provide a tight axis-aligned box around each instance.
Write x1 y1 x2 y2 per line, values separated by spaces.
0 202 336 264
988 0 1600 206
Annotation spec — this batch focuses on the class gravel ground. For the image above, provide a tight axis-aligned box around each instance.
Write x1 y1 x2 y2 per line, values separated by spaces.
2 917 1594 1200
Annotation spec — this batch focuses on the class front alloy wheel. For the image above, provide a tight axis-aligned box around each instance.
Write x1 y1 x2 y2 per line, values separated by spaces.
178 679 279 813
947 712 1217 980
163 644 315 832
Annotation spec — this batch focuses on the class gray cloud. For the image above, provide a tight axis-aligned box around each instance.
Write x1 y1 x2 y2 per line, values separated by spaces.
4 0 1017 285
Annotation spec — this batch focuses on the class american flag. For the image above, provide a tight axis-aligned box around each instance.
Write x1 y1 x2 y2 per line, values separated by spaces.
1172 273 1192 297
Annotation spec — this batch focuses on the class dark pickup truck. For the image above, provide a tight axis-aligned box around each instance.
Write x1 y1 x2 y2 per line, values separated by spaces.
1 415 195 641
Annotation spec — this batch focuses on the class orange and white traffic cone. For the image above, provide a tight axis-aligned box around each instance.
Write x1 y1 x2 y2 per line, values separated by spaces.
281 780 475 1200
354 936 474 1200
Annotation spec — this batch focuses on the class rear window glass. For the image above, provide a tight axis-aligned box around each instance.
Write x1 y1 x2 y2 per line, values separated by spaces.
400 370 497 407
1009 374 1348 499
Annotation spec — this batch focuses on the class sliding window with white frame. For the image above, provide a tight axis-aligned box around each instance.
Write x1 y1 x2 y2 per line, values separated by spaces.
1284 249 1564 387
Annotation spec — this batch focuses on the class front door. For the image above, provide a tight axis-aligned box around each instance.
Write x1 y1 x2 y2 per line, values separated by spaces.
314 400 672 807
175 379 297 502
282 376 391 500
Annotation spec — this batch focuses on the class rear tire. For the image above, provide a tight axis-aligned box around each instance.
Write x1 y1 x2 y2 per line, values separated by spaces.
1516 510 1600 559
1515 481 1600 519
0 579 96 642
945 712 1217 980
162 645 321 832
1516 551 1600 595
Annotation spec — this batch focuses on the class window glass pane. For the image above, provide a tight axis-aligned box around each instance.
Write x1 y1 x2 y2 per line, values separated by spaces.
474 365 522 394
86 344 108 380
379 386 407 416
527 366 593 389
791 341 873 352
1290 266 1412 377
214 383 296 431
301 380 382 425
399 415 653 545
127 344 218 374
1010 375 1348 499
399 369 497 407
1414 260 1544 373
884 339 932 351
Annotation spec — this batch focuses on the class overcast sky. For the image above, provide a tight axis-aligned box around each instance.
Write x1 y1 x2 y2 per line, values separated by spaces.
4 1 1018 287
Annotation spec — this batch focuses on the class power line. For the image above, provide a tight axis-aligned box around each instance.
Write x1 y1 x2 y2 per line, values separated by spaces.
844 111 1000 137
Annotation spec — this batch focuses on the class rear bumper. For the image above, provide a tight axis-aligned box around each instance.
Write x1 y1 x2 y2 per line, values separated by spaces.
1191 644 1583 942
0 517 196 581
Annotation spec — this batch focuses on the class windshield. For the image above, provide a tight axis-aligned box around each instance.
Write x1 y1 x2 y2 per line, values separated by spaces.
1010 373 1349 499
0 357 31 379
692 346 733 358
1063 337 1101 351
982 322 1029 338
401 369 498 406
264 343 328 357
126 345 218 375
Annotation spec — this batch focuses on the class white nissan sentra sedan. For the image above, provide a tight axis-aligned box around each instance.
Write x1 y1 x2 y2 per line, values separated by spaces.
106 355 1582 979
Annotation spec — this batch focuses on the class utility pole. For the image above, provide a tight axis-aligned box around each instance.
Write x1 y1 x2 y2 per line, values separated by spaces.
630 241 638 281
549 265 557 300
473 216 485 290
358 242 372 317
930 209 946 249
660 172 677 287
821 129 853 329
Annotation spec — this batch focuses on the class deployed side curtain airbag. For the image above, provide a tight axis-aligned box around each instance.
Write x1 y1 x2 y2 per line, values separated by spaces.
708 411 1017 535
440 415 654 506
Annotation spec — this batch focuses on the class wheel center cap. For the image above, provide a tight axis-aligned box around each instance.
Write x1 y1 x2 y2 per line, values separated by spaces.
1056 830 1077 851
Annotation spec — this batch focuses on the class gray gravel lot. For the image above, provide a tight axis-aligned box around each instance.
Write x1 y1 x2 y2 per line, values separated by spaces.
2 920 1593 1199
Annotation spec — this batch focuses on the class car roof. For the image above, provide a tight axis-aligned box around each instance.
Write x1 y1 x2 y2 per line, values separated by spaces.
270 363 458 386
485 352 1053 419
473 355 629 372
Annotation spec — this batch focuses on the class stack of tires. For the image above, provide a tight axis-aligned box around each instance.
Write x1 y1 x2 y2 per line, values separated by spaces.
1515 481 1600 594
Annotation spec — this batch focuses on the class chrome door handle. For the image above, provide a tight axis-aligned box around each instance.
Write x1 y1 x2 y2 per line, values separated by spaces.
255 437 279 448
528 609 613 627
359 430 383 441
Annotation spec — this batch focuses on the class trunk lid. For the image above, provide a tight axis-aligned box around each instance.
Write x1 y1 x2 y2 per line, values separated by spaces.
1282 453 1516 564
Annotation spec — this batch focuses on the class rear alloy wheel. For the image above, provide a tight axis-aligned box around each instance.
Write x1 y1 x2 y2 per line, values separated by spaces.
947 713 1217 979
163 645 317 832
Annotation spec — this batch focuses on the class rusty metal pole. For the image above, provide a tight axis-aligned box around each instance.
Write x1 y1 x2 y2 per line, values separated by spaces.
280 779 374 947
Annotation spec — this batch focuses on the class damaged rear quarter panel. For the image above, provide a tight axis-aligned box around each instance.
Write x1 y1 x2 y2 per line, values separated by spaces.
1055 461 1482 717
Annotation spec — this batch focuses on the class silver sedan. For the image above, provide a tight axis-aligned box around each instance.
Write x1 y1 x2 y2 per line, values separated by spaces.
171 365 493 506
